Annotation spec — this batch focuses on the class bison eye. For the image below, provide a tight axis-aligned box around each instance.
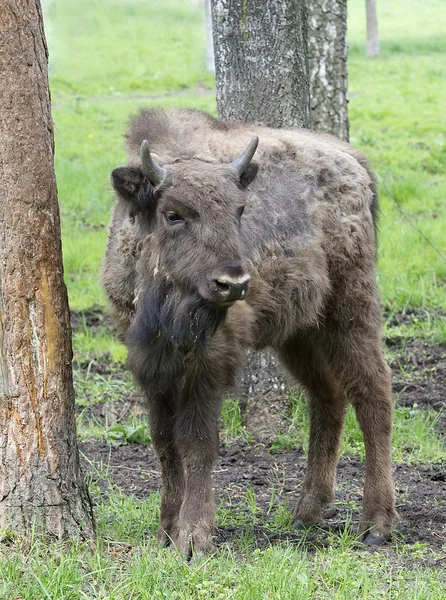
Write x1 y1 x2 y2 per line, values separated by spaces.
237 206 245 218
164 211 184 224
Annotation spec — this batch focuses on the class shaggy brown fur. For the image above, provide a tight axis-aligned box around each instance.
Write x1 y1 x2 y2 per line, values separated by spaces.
103 108 396 558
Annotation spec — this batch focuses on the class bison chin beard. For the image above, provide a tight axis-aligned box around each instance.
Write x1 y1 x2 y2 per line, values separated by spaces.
125 279 227 392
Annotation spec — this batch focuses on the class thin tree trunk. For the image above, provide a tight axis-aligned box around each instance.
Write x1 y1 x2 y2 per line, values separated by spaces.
205 0 215 72
211 0 311 128
366 0 380 57
0 0 94 539
308 0 349 141
211 0 350 441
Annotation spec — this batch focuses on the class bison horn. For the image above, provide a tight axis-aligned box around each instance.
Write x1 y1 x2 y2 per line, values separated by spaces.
140 140 166 187
229 136 259 178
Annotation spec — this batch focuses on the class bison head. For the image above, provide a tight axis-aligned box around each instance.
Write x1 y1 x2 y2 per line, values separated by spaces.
111 137 259 310
110 137 259 389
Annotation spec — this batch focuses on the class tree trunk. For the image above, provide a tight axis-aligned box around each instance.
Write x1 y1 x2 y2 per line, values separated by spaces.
0 0 94 539
366 0 380 57
211 0 311 128
211 0 350 441
211 0 311 440
308 0 349 141
205 0 215 72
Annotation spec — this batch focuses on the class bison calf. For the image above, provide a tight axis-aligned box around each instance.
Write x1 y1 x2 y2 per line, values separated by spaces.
103 108 396 558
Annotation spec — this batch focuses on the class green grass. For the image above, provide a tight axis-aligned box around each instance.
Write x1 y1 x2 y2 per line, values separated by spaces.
269 389 445 465
72 361 152 444
45 0 213 98
1 491 444 599
384 312 446 345
72 324 128 364
221 397 249 443
348 0 446 312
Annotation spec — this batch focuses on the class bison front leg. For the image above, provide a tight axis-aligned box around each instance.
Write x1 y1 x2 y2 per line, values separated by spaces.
173 370 222 559
146 387 185 547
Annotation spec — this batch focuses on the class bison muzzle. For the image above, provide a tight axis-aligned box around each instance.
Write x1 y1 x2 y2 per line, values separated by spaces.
103 108 396 558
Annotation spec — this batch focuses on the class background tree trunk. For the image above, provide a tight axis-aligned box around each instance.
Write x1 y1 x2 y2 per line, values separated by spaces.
366 0 380 57
211 0 311 128
211 0 350 440
308 0 349 141
205 0 215 72
0 0 94 539
211 0 310 440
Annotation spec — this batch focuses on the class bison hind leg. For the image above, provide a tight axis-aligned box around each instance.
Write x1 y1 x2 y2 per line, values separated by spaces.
334 336 396 544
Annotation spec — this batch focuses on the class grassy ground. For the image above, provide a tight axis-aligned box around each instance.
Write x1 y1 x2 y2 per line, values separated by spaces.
1 0 445 597
1 531 443 599
348 0 446 315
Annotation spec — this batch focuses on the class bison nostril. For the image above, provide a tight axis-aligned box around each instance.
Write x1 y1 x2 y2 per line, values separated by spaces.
214 280 231 296
212 276 249 304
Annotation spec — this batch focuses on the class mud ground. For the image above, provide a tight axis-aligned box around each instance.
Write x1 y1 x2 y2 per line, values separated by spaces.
74 308 445 560
80 439 445 558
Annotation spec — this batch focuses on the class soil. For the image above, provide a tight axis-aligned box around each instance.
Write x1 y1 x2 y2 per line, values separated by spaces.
73 308 446 561
79 438 446 561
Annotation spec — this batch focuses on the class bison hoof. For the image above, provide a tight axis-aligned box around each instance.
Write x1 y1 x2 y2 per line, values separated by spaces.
175 529 215 561
178 541 216 563
157 526 177 549
362 533 388 547
292 521 313 531
188 550 212 566
158 536 171 549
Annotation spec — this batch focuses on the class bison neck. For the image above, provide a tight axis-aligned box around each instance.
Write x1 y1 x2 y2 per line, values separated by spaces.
125 280 226 392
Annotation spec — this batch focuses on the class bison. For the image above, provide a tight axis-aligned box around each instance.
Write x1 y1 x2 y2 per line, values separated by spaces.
103 108 396 558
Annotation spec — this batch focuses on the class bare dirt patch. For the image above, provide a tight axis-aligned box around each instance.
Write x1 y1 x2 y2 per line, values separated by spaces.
74 308 445 561
80 438 445 559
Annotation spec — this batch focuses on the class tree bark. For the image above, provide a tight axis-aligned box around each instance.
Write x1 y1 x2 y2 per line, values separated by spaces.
211 0 350 440
366 0 380 57
0 0 94 539
211 0 311 440
211 0 311 128
308 0 349 141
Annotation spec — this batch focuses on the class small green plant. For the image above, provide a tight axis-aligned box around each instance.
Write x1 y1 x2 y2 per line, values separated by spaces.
77 414 151 445
105 421 151 446
221 396 248 442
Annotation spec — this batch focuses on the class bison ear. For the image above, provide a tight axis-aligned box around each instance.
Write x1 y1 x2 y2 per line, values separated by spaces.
111 166 155 211
238 162 259 189
111 167 144 201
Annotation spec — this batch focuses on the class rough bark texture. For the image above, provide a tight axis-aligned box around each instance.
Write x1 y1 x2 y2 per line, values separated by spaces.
308 0 349 141
366 0 380 57
240 350 292 442
0 0 94 539
211 0 311 128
